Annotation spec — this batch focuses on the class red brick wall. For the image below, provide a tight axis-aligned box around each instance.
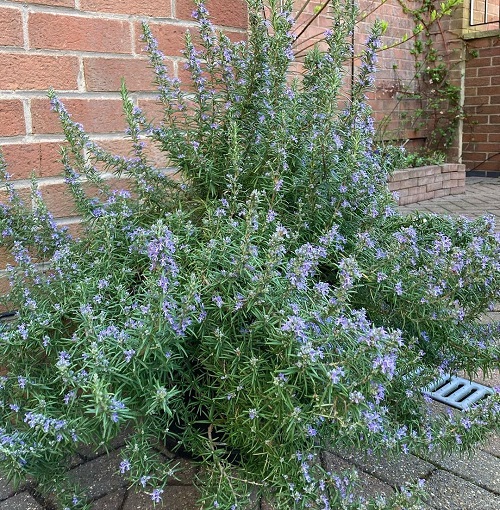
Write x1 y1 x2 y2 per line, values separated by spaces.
463 33 500 176
0 0 247 215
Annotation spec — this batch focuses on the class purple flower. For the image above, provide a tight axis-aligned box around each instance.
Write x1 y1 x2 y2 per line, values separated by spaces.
328 367 345 384
394 281 403 296
306 425 317 437
150 488 164 503
212 295 223 308
119 459 131 474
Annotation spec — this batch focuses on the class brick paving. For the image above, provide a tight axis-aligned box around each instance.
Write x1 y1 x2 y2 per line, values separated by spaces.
1 177 499 509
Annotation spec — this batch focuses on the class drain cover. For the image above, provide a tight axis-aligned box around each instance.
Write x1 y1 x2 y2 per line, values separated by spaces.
424 375 494 410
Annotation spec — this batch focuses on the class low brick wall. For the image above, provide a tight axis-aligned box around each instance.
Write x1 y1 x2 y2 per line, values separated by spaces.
388 163 466 206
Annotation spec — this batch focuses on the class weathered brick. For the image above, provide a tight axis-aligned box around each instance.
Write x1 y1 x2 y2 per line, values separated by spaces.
29 13 132 54
427 181 444 193
1 142 64 179
10 0 72 6
81 0 171 17
0 100 25 137
39 181 78 218
176 0 248 29
31 98 126 135
140 22 188 59
0 54 79 91
0 7 23 47
84 57 162 92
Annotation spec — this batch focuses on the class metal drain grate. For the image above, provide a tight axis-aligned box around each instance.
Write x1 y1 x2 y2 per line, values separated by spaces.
424 375 494 410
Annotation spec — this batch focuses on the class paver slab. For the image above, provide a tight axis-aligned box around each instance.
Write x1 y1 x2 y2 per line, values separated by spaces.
334 449 435 486
0 492 42 509
423 449 500 494
425 470 500 510
323 452 394 500
0 473 16 501
122 485 201 510
92 488 126 510
69 449 127 500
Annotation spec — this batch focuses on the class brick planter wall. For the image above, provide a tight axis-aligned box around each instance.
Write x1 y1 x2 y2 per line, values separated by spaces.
388 163 466 205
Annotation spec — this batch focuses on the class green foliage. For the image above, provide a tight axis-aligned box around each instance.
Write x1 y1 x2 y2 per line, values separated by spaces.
0 2 498 509
376 0 464 155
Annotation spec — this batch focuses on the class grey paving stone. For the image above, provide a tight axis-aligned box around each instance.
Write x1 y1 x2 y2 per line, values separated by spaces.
334 449 435 486
0 473 16 501
423 449 500 494
69 449 127 500
481 433 500 458
92 489 126 510
170 457 199 486
323 452 394 500
425 470 500 510
77 428 130 460
122 485 201 510
0 492 42 509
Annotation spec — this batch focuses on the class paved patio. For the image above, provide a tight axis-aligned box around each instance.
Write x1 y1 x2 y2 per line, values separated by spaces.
0 177 499 509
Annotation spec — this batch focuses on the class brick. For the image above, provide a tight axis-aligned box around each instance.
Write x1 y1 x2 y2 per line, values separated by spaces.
84 57 162 92
31 99 126 135
466 57 492 68
475 85 500 96
463 132 488 142
0 185 31 208
427 181 444 192
465 76 491 87
96 138 168 169
29 13 132 54
81 0 171 17
0 7 23 47
0 246 16 271
417 175 435 186
450 185 467 195
473 47 500 59
1 142 64 179
464 95 490 106
489 133 500 142
468 104 500 115
140 22 187 59
488 115 500 124
10 0 73 6
0 54 79 91
476 65 500 77
0 100 25 137
433 188 449 199
389 170 411 182
137 98 166 124
39 182 78 218
176 0 248 29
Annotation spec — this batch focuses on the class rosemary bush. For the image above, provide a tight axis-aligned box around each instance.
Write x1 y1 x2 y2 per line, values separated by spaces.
0 1 499 509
